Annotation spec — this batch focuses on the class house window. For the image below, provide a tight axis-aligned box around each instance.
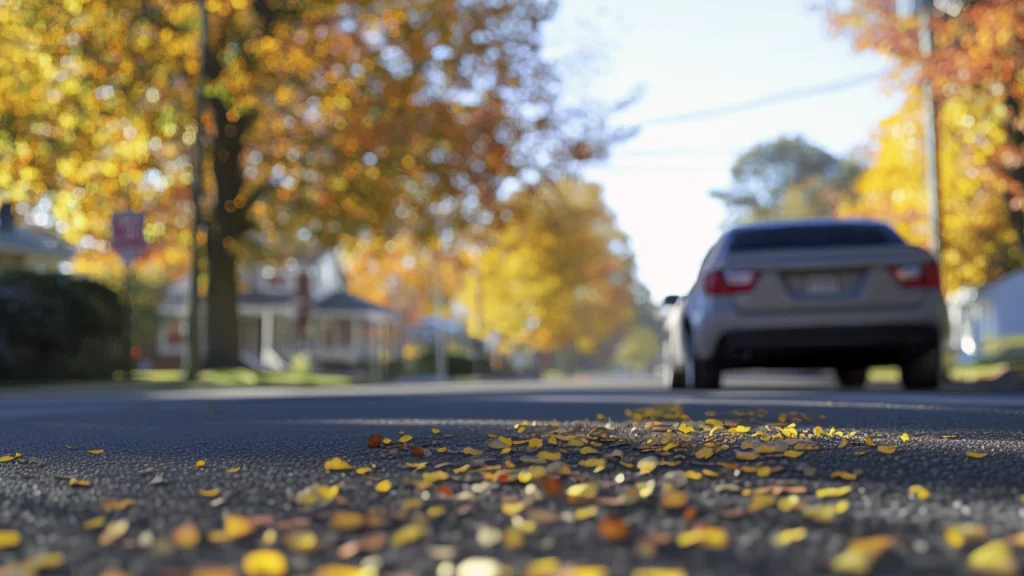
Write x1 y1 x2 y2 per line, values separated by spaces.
321 319 332 347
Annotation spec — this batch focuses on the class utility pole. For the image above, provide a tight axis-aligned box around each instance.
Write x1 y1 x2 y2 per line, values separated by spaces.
917 0 943 264
184 0 208 380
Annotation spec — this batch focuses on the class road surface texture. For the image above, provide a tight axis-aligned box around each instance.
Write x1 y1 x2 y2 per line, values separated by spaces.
2 372 1024 576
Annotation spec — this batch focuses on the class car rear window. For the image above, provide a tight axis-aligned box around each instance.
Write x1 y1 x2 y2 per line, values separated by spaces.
728 224 902 251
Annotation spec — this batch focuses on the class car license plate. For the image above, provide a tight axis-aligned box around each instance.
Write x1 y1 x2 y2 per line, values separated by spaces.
806 274 841 295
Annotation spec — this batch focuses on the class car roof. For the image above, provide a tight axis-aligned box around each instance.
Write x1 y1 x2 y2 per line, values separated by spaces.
726 217 889 233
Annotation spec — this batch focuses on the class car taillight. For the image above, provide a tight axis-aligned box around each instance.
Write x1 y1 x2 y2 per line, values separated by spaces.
889 261 940 288
704 269 759 294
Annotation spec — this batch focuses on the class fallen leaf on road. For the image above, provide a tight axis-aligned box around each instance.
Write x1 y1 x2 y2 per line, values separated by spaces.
329 510 365 532
226 467 241 474
99 498 136 512
324 457 353 471
965 538 1019 576
196 459 206 468
944 522 989 549
20 551 66 573
908 484 931 501
675 525 729 551
830 471 858 481
876 446 897 454
398 434 413 443
97 518 130 547
68 478 91 487
241 548 289 576
0 529 22 550
966 451 988 459
565 482 598 500
282 529 319 553
455 556 511 576
815 485 853 499
694 447 714 460
82 516 106 531
771 526 808 548
0 455 17 463
171 520 202 549
631 569 689 576
199 488 221 498
829 534 900 575
596 515 630 543
313 564 367 576
87 449 104 455
375 479 393 494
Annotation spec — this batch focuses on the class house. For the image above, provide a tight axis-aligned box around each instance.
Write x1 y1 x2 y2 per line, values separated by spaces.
0 203 75 273
946 269 1024 364
152 245 401 373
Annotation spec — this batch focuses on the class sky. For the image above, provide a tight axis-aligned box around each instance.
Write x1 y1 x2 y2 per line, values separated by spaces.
544 0 905 303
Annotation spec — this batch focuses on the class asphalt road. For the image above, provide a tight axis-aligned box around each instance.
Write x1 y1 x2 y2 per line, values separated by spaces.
2 372 1024 576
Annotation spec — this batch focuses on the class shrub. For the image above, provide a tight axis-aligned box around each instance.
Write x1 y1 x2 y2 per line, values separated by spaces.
0 272 128 381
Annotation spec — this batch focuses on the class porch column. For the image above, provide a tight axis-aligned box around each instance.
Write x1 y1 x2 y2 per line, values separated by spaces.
260 310 274 367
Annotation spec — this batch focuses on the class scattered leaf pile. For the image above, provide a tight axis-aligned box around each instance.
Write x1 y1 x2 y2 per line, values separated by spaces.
0 404 1012 575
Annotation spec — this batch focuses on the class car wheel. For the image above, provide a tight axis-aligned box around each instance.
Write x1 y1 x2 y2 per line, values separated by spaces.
836 367 867 388
683 330 720 389
901 347 941 390
661 363 685 389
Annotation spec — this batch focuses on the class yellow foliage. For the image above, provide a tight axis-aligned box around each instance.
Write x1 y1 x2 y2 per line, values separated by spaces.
458 179 635 354
838 90 1023 293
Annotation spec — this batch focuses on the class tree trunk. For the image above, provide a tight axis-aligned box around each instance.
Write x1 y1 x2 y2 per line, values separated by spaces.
204 100 248 368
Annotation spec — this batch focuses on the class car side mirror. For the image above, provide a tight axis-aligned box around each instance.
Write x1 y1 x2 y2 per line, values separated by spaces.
662 295 679 306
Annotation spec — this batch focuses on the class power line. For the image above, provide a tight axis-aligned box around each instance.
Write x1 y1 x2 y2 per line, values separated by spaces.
639 71 886 127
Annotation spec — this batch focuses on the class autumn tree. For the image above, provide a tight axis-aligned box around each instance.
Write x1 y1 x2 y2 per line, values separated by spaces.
457 179 635 356
837 89 1024 290
711 136 863 222
824 0 1024 254
3 0 627 367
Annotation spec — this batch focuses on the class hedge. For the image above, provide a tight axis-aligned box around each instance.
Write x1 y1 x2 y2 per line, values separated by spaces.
0 272 128 381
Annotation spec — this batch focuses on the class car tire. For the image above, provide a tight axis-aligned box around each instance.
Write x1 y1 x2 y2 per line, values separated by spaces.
901 347 941 390
691 359 720 389
662 363 686 389
670 369 686 389
837 367 867 388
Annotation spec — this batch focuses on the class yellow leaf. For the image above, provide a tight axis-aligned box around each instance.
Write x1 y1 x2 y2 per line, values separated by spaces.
694 447 714 460
966 539 1019 576
226 467 241 474
375 479 393 494
241 548 289 576
98 518 131 547
398 434 413 443
675 525 729 551
565 482 599 500
324 457 353 471
580 446 599 455
69 478 91 487
356 466 373 475
537 450 561 461
99 498 136 512
20 552 66 573
966 451 988 459
574 505 600 521
783 450 803 459
637 456 658 475
830 471 858 481
863 436 875 446
82 516 106 531
313 564 368 576
196 459 206 467
943 522 989 549
87 449 104 455
735 451 758 461
0 529 22 550
500 501 528 516
283 529 319 553
771 526 808 548
0 455 16 463
777 494 801 513
829 534 900 575
199 488 221 498
527 438 544 449
899 432 910 442
876 446 897 454
463 447 483 457
328 510 365 532
816 485 854 499
907 484 931 501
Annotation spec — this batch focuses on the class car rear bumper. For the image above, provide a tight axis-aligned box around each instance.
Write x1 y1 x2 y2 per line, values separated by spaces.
713 325 939 369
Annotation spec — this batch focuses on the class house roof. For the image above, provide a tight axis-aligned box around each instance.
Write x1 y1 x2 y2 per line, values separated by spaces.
313 291 389 312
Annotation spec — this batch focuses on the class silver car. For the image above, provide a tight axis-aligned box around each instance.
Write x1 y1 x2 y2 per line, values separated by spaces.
661 218 949 389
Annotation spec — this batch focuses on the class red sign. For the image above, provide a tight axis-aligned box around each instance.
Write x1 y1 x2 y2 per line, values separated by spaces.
112 211 147 264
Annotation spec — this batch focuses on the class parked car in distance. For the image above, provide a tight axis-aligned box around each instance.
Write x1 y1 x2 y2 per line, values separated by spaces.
661 218 949 390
